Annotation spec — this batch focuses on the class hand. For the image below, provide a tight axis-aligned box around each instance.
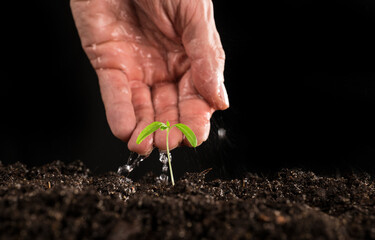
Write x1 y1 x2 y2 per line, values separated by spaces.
71 0 229 155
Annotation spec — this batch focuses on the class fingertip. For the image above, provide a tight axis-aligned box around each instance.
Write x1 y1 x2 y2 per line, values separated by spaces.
127 120 155 156
196 81 229 110
190 57 229 110
180 118 211 147
97 68 137 142
128 141 154 156
202 81 230 110
106 102 136 142
216 82 230 110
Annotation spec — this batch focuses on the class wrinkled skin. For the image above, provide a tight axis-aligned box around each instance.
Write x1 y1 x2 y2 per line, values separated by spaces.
71 0 229 155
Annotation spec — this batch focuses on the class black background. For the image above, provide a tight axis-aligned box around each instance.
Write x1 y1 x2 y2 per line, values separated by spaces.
1 0 375 179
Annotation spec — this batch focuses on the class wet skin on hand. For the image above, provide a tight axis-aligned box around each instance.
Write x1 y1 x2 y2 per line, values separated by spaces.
71 0 229 155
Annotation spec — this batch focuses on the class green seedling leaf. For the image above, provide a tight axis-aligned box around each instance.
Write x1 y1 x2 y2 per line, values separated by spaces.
136 122 165 144
174 123 197 147
135 121 198 186
160 124 168 131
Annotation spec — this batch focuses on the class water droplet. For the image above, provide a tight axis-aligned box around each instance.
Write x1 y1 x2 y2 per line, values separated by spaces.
117 166 124 174
159 152 168 164
158 151 172 184
219 189 224 197
159 173 169 183
117 164 133 174
117 152 147 176
119 177 132 184
218 128 226 139
125 164 133 172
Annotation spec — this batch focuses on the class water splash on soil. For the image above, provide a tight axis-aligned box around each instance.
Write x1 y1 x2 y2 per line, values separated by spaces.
118 150 173 184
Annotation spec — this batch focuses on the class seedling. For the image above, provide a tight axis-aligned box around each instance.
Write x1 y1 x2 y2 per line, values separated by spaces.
136 121 197 186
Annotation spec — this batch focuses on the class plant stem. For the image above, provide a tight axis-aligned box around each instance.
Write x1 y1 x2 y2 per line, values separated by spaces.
166 128 175 186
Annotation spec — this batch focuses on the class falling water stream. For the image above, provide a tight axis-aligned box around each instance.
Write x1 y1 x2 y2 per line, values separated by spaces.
117 151 146 176
117 150 171 184
158 152 170 184
117 127 228 183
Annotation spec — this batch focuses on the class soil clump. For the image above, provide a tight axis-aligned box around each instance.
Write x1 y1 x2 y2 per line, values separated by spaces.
1 160 374 239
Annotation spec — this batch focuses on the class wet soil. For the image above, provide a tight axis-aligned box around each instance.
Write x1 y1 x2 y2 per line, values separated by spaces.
1 160 375 240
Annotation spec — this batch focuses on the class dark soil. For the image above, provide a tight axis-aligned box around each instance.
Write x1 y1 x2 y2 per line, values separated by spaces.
1 160 375 240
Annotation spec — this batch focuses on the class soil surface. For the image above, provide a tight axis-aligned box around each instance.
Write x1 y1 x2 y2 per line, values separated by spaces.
1 160 375 240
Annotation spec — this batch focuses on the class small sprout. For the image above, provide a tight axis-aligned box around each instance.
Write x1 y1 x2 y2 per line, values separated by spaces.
136 121 197 186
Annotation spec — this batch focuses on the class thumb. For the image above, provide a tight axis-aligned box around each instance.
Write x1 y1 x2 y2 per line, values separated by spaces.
182 0 229 110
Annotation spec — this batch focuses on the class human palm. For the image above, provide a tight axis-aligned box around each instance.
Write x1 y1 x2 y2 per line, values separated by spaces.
71 0 229 155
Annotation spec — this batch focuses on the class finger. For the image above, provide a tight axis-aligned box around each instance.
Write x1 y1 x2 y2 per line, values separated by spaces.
71 0 137 47
178 71 214 147
97 68 136 142
182 0 229 110
152 82 182 151
70 0 119 47
127 81 155 155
